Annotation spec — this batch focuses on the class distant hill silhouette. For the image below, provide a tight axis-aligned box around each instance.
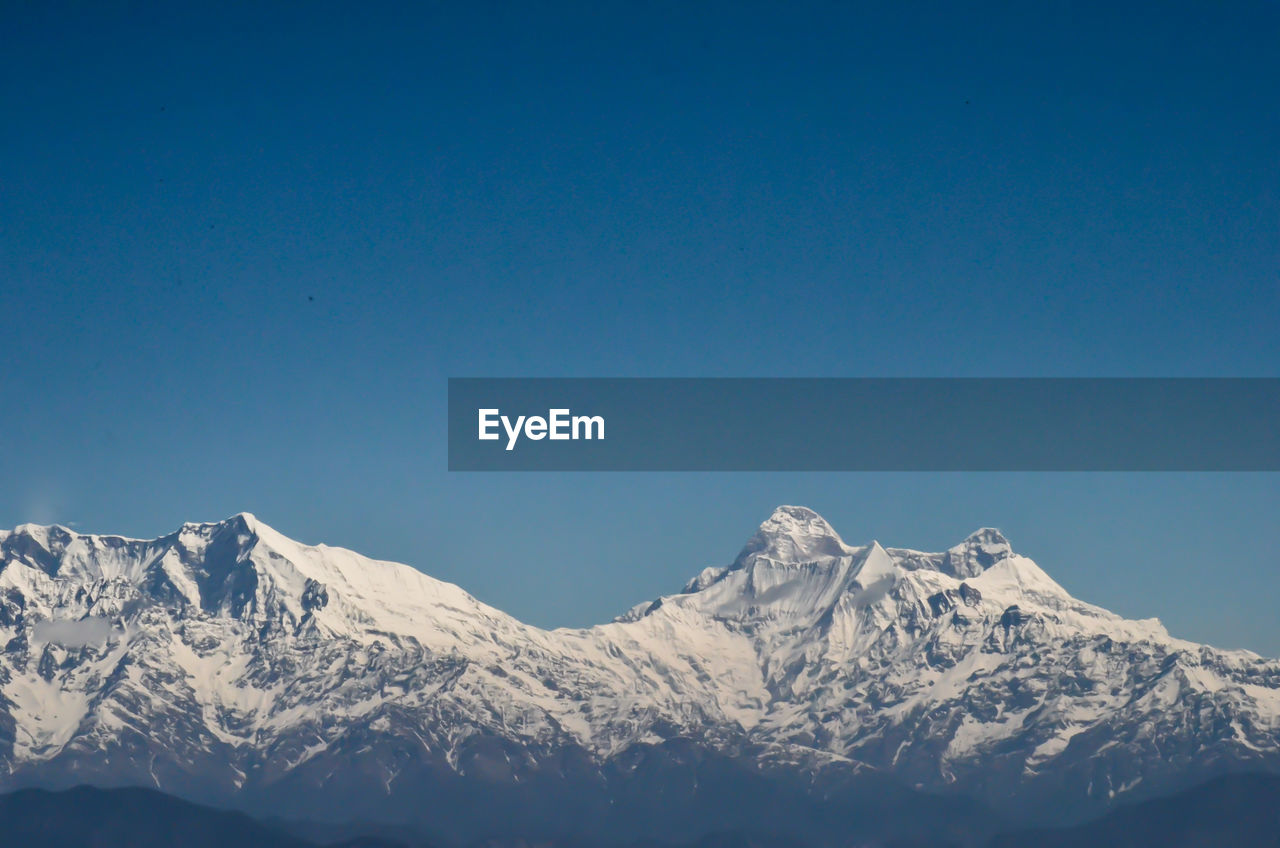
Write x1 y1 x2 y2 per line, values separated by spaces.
990 772 1280 848
0 785 409 848
4 773 1280 847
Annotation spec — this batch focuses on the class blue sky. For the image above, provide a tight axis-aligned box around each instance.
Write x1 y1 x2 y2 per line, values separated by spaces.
2 3 1278 651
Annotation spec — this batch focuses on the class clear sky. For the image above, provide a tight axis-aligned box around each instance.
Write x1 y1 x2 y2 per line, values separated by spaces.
2 3 1278 651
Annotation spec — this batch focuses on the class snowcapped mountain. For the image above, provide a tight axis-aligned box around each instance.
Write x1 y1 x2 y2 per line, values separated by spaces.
0 507 1277 841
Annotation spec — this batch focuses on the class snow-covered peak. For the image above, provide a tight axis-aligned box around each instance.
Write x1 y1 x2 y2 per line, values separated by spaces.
0 514 528 653
938 527 1013 578
0 522 107 578
734 505 850 566
3 522 75 549
175 512 258 541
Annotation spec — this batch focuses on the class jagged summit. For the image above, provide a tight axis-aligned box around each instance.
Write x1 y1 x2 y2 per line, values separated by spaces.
729 506 1016 582
192 510 258 528
943 526 1014 578
0 514 512 649
961 527 1009 547
173 512 261 541
734 505 849 565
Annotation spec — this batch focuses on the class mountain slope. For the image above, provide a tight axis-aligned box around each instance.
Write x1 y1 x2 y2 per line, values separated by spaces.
0 507 1276 841
619 506 1280 818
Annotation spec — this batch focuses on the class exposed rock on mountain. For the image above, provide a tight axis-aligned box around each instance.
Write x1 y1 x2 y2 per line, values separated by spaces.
0 507 1276 842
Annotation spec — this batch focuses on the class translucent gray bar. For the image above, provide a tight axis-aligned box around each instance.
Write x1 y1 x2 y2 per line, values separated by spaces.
448 378 1279 471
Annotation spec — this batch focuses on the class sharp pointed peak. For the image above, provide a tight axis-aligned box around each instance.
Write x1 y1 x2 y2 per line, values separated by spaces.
737 505 849 565
766 504 825 521
8 521 71 536
178 512 265 535
942 527 1014 578
758 505 837 533
961 527 1010 546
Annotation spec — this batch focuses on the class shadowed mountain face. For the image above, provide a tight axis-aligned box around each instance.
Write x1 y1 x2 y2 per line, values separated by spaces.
990 772 1280 848
0 507 1277 844
6 775 1279 848
0 785 319 848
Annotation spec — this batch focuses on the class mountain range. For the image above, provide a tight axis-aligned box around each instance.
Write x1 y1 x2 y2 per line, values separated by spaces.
1 506 1277 845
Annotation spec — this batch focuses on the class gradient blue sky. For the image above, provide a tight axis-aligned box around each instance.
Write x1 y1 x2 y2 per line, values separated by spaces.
2 3 1278 651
